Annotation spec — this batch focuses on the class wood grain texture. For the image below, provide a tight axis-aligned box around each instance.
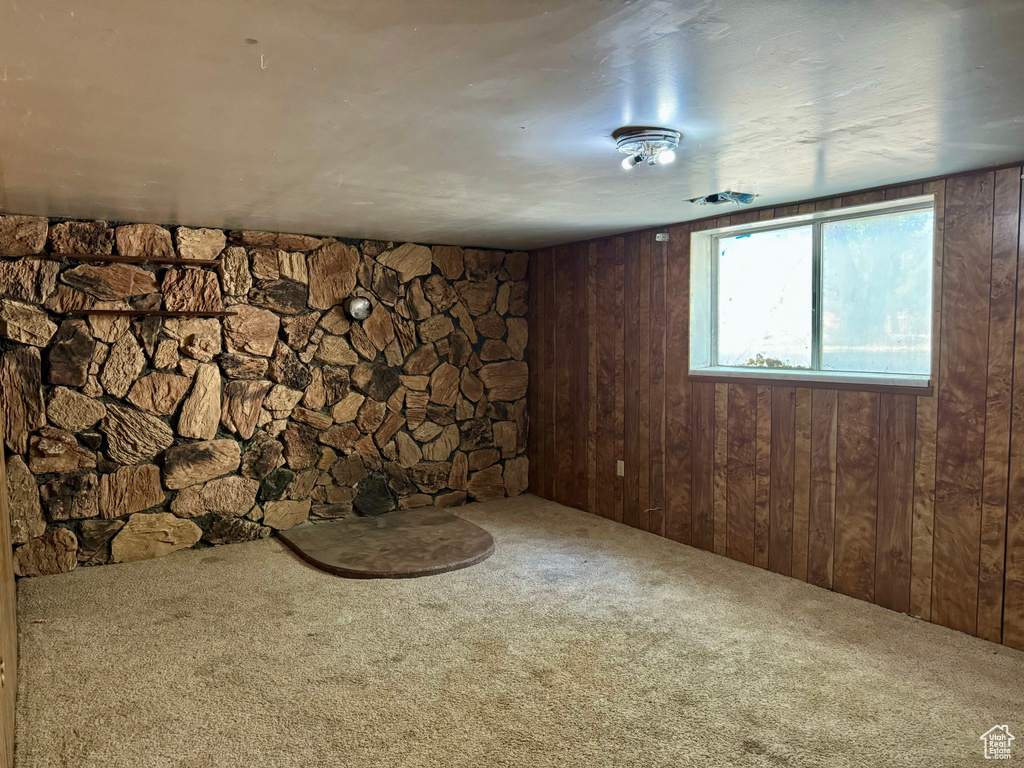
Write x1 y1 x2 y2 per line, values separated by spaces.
933 171 994 635
573 242 589 511
834 391 880 602
527 164 1024 649
553 244 576 508
808 389 838 589
754 386 773 569
649 236 667 537
638 232 652 530
727 384 757 564
0 408 16 768
769 386 796 575
613 236 626 523
1004 176 1024 650
714 382 729 554
977 167 1020 642
587 243 599 517
793 388 812 582
623 233 640 527
664 224 692 543
910 179 946 621
875 394 916 613
692 381 716 551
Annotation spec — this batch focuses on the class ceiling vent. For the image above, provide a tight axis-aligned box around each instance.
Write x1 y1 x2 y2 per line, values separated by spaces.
688 190 758 206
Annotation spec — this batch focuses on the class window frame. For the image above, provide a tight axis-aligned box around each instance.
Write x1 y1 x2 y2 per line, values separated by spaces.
689 194 936 390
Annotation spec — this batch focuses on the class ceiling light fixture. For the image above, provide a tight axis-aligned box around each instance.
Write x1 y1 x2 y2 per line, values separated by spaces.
614 127 681 170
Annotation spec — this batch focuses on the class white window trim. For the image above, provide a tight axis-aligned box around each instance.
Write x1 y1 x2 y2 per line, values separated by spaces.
689 195 935 388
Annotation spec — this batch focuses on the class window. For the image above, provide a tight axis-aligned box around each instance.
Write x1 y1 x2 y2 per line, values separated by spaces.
690 197 935 388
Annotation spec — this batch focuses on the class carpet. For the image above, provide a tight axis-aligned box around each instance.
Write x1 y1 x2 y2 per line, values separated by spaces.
15 494 1024 767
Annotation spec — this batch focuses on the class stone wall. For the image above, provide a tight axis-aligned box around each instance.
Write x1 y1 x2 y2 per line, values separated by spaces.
0 215 529 577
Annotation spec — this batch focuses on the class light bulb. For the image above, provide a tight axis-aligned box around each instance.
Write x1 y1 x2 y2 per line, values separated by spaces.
658 150 676 164
622 154 640 170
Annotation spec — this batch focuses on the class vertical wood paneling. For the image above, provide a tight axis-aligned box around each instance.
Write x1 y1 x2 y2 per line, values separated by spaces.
754 386 772 568
692 381 716 551
638 232 652 530
727 384 757 564
595 240 615 519
613 237 625 523
834 391 880 602
793 388 812 582
664 224 692 543
553 244 576 507
933 171 994 635
977 168 1020 642
808 389 838 588
572 243 589 510
910 179 946 620
713 383 729 554
586 243 599 516
1004 175 1024 650
649 237 667 537
875 394 916 613
528 164 1024 650
769 387 796 575
623 233 641 527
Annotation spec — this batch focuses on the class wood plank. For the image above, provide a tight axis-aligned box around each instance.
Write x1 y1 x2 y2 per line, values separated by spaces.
910 178 946 621
587 243 599 517
808 389 838 588
714 382 729 554
977 167 1020 641
527 248 541 493
649 235 667 537
691 381 716 551
932 171 994 635
573 242 589 511
613 237 626 523
1003 173 1024 650
875 394 916 613
595 239 616 519
754 385 772 568
638 232 652 530
833 390 880 602
664 225 692 543
538 248 557 500
623 233 641 527
841 191 886 206
793 388 812 582
553 244 576 507
727 383 757 564
769 386 796 575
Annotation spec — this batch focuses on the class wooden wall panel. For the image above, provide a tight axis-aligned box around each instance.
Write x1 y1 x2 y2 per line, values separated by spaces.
769 387 796 576
808 389 838 588
932 172 994 636
726 384 757 564
875 394 916 613
528 162 1024 649
664 225 692 543
833 391 880 602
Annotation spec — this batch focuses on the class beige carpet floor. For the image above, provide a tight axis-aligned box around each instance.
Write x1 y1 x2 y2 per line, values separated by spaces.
15 495 1024 767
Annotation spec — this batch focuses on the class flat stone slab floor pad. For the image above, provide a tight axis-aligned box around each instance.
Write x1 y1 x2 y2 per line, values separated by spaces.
277 507 495 578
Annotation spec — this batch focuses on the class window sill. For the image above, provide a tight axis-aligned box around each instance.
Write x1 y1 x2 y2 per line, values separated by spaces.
688 367 933 396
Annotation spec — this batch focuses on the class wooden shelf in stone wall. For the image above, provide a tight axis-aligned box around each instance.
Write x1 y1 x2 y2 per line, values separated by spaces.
64 309 237 318
31 253 221 266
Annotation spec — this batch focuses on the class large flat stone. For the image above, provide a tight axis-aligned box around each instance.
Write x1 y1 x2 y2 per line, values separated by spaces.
101 405 175 465
307 241 359 309
110 512 202 563
100 464 166 518
0 215 48 256
61 263 160 300
2 346 45 453
163 439 241 489
14 528 78 577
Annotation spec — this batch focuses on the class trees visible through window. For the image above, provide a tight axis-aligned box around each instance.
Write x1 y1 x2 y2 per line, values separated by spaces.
691 198 934 387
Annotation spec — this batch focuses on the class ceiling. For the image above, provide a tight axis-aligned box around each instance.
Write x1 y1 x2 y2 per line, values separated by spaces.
1 0 1023 250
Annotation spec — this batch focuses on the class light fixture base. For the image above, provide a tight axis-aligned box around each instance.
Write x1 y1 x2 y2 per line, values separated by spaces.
614 127 681 168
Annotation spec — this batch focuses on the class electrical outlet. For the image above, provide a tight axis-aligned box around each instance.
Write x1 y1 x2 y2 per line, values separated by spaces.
616 460 624 477
655 232 670 242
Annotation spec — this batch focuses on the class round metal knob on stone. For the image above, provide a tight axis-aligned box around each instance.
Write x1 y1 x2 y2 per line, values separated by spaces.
344 296 372 320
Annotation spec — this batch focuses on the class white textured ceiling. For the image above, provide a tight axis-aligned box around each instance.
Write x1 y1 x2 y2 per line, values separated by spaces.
1 0 1023 249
